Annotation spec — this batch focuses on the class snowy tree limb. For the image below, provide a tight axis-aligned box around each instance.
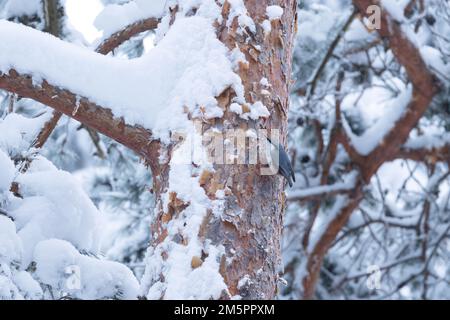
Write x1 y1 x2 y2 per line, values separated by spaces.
0 13 165 175
0 69 161 174
31 15 162 152
335 11 440 180
96 17 160 55
394 144 450 163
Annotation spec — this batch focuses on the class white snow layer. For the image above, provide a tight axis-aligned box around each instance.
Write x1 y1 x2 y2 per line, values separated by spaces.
33 239 139 299
0 114 139 300
9 157 102 267
94 0 166 39
1 0 42 19
344 86 413 156
0 149 15 192
266 5 284 20
141 134 228 299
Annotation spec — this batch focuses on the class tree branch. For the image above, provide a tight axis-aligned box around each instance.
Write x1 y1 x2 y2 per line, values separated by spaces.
96 17 160 55
394 144 450 163
0 69 160 174
30 15 161 152
349 0 440 181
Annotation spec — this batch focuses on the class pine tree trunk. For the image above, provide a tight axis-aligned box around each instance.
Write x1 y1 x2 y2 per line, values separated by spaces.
145 0 297 299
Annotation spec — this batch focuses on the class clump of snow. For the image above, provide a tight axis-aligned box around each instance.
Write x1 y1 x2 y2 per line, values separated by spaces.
0 112 51 156
0 149 15 192
0 276 22 299
230 103 243 115
0 216 23 265
261 20 272 35
33 239 139 299
266 5 284 21
0 216 43 300
9 156 102 267
228 47 247 71
237 274 252 289
12 271 42 300
1 0 42 19
260 77 270 87
227 0 256 33
420 45 450 80
287 171 357 200
244 101 270 120
405 130 450 151
0 146 140 300
162 244 226 299
344 86 413 156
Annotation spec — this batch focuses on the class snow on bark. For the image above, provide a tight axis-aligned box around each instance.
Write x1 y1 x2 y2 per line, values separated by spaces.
142 0 297 300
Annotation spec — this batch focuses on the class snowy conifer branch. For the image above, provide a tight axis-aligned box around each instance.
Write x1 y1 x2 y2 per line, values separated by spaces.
346 0 440 180
30 15 162 154
0 69 161 173
96 17 160 55
0 12 168 174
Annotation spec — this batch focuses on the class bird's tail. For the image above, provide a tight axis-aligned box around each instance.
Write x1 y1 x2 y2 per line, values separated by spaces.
287 176 293 188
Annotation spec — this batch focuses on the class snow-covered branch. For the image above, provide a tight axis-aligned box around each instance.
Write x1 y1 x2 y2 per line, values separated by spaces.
0 69 160 171
96 17 160 55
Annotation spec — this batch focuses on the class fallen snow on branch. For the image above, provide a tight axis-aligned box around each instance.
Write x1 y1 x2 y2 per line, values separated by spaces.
0 113 139 300
0 14 245 142
287 172 357 200
405 129 450 151
10 156 102 267
94 0 166 41
343 86 413 156
33 239 139 299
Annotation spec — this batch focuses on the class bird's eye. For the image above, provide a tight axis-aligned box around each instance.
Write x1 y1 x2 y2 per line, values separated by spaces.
301 155 310 164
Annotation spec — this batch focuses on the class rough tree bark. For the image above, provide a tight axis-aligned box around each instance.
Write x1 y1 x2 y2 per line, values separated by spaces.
149 0 297 299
